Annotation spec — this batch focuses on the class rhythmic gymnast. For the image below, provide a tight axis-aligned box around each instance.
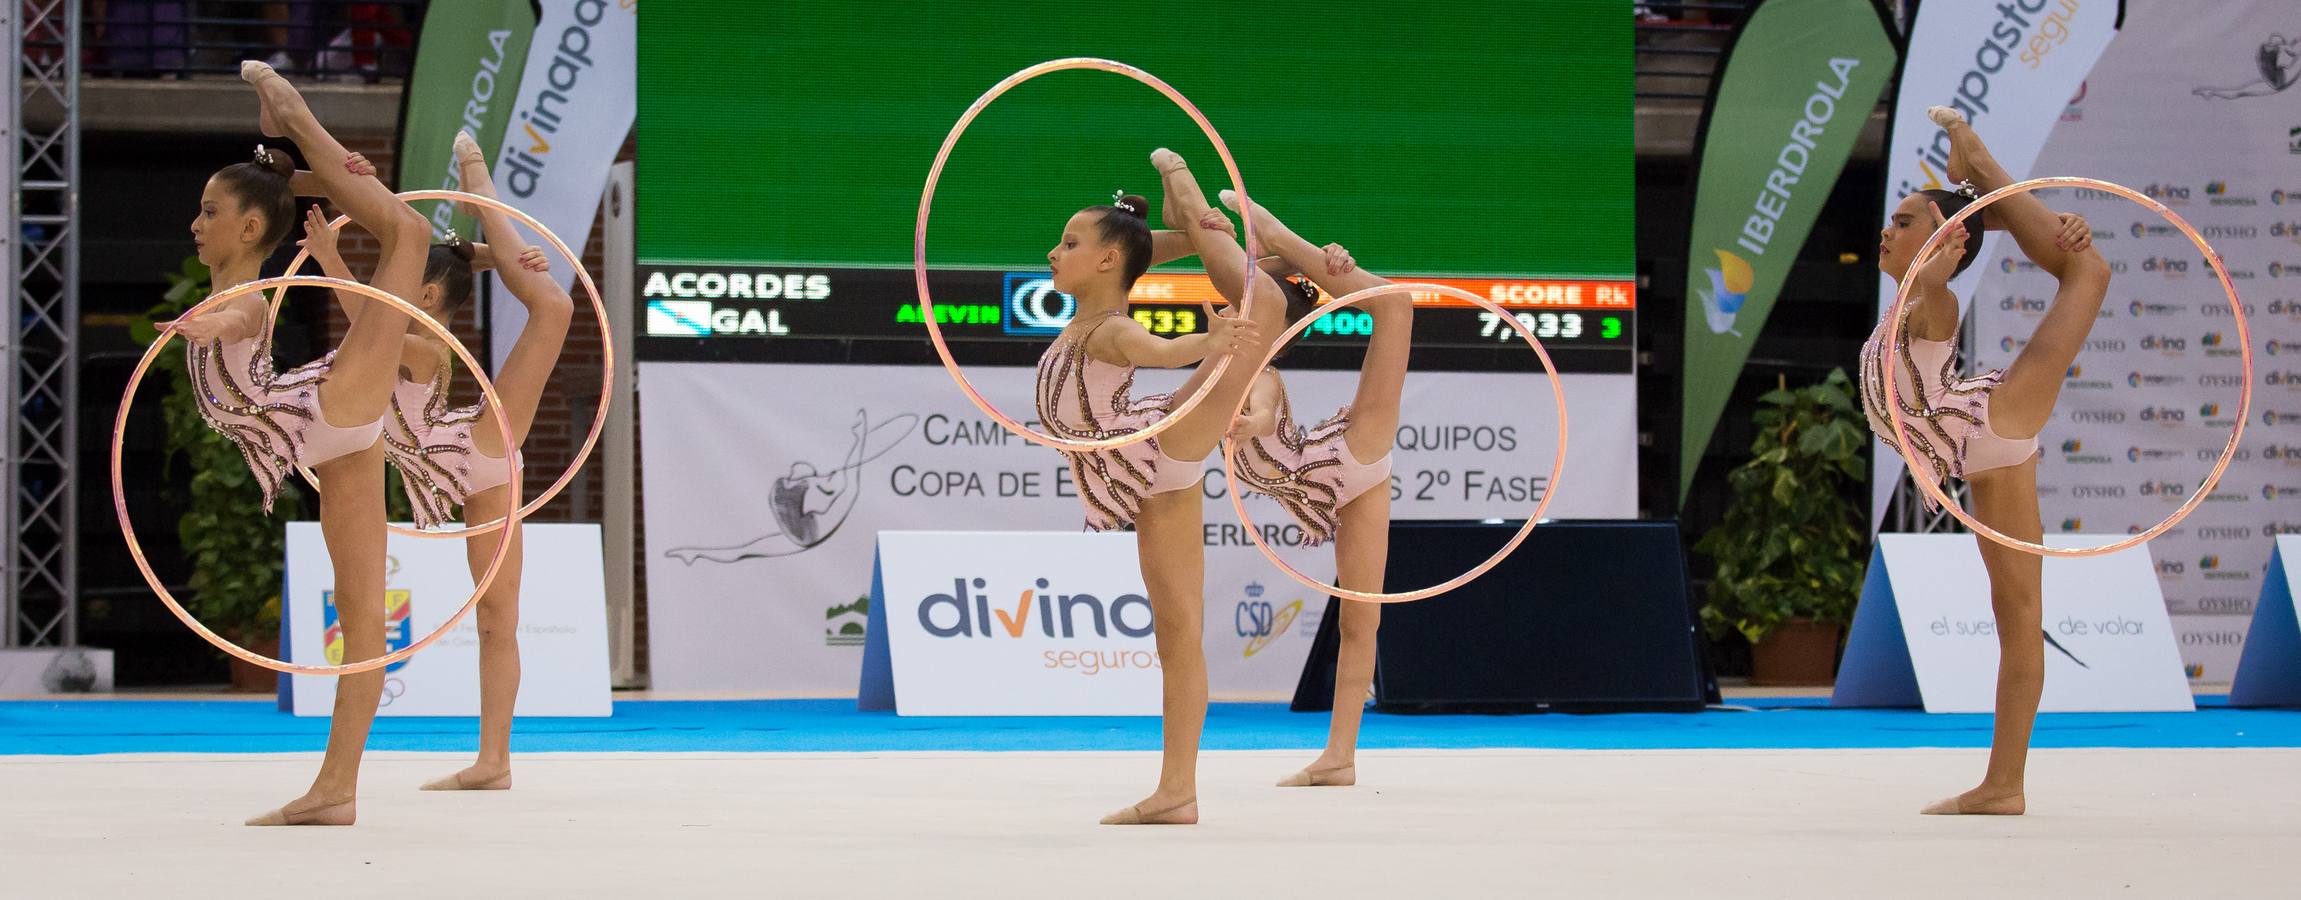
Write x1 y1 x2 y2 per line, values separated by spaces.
1032 150 1278 825
1859 107 2107 815
1192 192 1411 790
298 130 574 794
173 60 437 825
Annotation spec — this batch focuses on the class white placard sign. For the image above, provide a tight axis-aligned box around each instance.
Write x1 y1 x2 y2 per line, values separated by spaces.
281 522 613 716
1834 533 2193 713
861 531 1161 716
2230 537 2301 707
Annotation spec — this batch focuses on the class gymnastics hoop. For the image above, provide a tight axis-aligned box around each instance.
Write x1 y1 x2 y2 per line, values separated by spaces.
1883 175 2253 558
113 274 522 675
271 189 612 539
914 57 1259 452
1219 282 1569 603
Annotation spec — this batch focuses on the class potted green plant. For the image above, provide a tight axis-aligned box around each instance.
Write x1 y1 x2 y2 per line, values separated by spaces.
133 257 299 691
1694 368 1869 686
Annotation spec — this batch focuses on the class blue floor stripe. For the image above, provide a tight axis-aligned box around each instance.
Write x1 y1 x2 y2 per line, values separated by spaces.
5 697 2300 755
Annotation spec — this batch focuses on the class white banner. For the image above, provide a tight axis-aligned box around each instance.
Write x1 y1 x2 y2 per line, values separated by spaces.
487 0 637 369
640 361 1636 694
1835 533 2193 713
282 522 613 716
1966 0 2301 681
1871 0 2123 527
870 531 1160 716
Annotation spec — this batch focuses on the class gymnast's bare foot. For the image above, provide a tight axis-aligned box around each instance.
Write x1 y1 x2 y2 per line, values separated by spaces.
1150 147 1187 175
1920 785 2025 816
1100 789 1198 825
420 763 513 792
245 791 356 826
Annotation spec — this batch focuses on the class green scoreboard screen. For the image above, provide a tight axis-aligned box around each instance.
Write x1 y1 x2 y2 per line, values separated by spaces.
637 1 1635 370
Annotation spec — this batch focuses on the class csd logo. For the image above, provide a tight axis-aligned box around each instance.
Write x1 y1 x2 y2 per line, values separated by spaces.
2062 439 2083 453
1238 598 1305 658
2059 517 2083 532
1002 275 1077 336
2199 555 2221 571
2199 402 2220 417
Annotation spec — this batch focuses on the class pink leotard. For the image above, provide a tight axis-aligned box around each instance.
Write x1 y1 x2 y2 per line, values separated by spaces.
383 358 517 529
1858 313 2039 508
1035 313 1205 531
1230 370 1394 546
187 334 384 512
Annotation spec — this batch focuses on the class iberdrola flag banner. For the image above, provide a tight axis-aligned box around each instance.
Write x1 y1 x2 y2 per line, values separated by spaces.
1678 0 1898 500
393 0 540 241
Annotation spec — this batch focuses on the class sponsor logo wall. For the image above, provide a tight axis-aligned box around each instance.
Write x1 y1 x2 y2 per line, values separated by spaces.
640 362 1636 694
1967 0 2300 680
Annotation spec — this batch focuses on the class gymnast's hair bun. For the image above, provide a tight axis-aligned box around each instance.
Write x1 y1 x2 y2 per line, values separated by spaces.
1112 193 1148 219
252 144 295 179
444 232 478 262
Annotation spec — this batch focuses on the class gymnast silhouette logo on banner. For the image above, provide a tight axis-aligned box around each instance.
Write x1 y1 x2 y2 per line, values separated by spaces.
664 410 920 565
2190 31 2301 99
